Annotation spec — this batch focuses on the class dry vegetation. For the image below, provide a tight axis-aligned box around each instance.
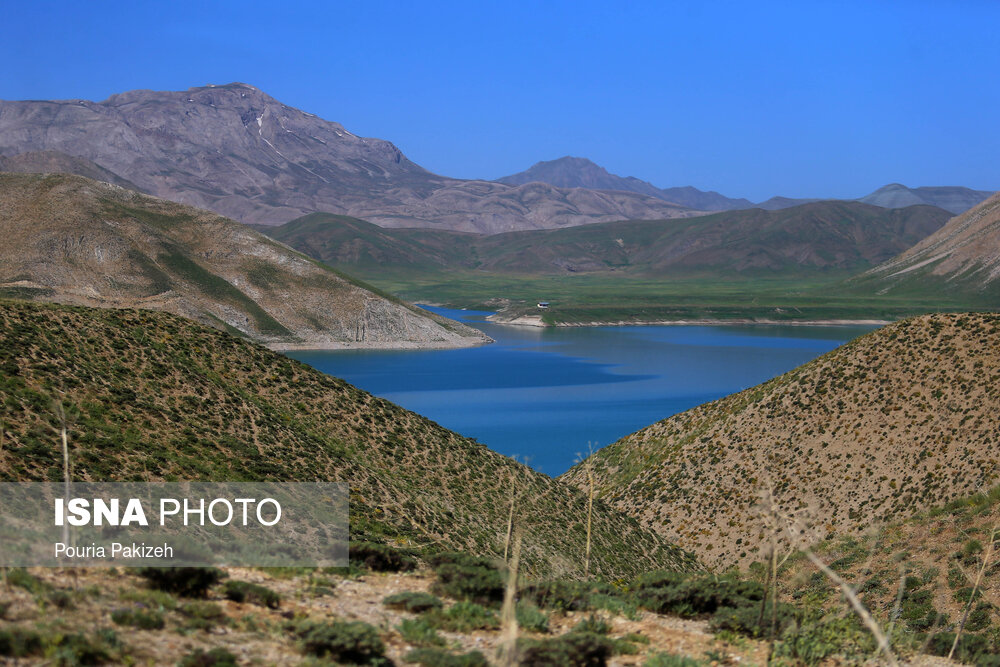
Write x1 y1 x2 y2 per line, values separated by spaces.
564 313 1000 569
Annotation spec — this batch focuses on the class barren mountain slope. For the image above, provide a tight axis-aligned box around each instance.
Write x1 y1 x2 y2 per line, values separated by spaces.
563 313 1000 569
0 172 488 348
0 83 697 231
857 192 1000 302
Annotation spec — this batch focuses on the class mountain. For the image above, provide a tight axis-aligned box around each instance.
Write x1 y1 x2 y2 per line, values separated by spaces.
0 172 489 349
0 83 697 233
0 150 142 191
855 192 1000 303
859 183 994 214
0 299 694 578
561 313 1000 569
262 201 952 278
753 196 823 210
497 156 754 211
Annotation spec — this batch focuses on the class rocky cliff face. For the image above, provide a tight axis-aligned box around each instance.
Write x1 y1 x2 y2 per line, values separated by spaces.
0 83 697 232
0 172 490 349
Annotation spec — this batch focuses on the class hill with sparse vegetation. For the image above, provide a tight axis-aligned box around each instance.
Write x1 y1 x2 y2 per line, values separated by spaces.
0 172 488 349
563 313 1000 571
0 299 693 579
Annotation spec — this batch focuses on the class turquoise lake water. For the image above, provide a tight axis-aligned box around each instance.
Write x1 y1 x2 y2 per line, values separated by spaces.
287 307 875 476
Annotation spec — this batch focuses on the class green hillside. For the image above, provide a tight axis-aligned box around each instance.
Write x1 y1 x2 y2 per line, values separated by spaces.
0 299 695 578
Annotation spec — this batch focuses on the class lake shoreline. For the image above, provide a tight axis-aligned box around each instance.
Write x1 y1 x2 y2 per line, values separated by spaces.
487 315 892 328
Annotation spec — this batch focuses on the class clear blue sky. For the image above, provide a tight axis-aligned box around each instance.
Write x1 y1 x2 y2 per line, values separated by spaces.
2 0 997 201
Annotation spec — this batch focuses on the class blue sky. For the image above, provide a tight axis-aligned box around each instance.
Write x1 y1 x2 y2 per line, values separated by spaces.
2 0 997 201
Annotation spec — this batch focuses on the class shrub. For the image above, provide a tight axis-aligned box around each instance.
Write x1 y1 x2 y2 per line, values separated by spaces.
350 542 418 572
137 568 223 598
517 632 615 666
222 581 280 609
772 615 872 663
292 619 387 664
177 647 239 667
644 654 705 667
178 602 228 631
520 580 620 612
0 627 43 658
516 602 550 633
111 607 166 630
573 614 612 635
633 571 765 620
397 618 445 647
7 568 49 594
426 602 499 632
403 647 489 666
383 591 444 613
709 602 799 638
966 603 993 632
926 632 992 663
430 554 504 606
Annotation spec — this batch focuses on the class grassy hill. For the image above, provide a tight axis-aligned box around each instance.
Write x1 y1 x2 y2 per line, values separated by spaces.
0 172 488 349
0 299 693 579
259 203 965 324
562 313 1000 570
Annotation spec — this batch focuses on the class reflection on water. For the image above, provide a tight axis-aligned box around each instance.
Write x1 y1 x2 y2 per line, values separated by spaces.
287 306 876 476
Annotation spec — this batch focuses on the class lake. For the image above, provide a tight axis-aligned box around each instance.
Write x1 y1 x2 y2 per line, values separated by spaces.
287 307 876 476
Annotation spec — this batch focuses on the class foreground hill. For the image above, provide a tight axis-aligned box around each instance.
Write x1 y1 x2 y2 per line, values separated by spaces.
264 201 952 278
0 300 693 578
855 192 1000 306
562 313 1000 569
0 172 488 349
0 83 697 232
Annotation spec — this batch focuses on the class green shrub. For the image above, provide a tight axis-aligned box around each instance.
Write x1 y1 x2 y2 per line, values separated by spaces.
292 619 387 664
46 632 116 665
222 581 280 609
772 615 872 663
430 554 504 605
926 631 992 663
644 654 705 667
349 542 418 572
573 614 612 635
383 592 444 613
7 568 49 594
177 647 239 667
517 632 615 666
633 571 764 618
397 617 445 647
521 580 620 612
111 607 166 630
0 627 43 658
426 602 499 632
137 567 223 598
403 647 489 666
517 602 550 633
966 603 993 632
178 602 228 631
709 602 799 638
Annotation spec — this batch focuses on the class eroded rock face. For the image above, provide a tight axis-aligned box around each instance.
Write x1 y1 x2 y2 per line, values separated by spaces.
0 172 490 349
0 83 697 232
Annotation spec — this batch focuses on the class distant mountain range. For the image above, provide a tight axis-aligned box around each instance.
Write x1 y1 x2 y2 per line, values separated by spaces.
0 84 697 233
0 172 488 349
259 200 952 278
498 157 993 214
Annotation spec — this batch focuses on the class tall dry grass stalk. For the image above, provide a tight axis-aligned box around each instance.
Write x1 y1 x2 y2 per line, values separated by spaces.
498 530 523 667
949 516 999 660
54 401 71 547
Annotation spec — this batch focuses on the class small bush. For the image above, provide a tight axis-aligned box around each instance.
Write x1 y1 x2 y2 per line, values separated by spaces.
517 602 550 633
644 654 705 667
292 619 387 664
966 603 993 632
350 542 418 572
633 572 764 618
397 617 445 647
431 555 504 606
179 602 228 631
709 602 798 638
111 607 166 630
926 631 992 663
427 602 499 632
772 615 873 663
0 627 43 658
520 580 620 612
138 568 223 598
222 581 280 609
7 568 49 594
404 647 489 666
177 647 239 667
383 592 444 613
517 632 615 666
48 589 76 610
573 614 612 635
